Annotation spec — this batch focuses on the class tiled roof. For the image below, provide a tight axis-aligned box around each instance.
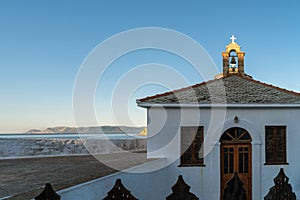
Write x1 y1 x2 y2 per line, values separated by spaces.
137 75 300 104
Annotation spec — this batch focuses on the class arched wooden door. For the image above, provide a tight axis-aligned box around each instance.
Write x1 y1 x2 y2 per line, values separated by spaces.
220 127 252 200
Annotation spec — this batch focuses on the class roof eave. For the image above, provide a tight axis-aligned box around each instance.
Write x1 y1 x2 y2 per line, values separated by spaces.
137 103 300 108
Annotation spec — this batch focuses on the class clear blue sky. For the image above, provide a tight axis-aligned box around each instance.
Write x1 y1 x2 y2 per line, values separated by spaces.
1 0 300 133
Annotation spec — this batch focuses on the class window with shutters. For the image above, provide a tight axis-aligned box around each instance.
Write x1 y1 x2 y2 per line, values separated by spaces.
180 126 204 166
265 126 288 165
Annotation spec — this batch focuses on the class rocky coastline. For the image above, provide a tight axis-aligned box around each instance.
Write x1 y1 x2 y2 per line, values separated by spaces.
0 138 146 158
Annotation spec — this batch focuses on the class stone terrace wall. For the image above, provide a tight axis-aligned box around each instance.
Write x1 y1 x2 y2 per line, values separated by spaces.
0 138 146 158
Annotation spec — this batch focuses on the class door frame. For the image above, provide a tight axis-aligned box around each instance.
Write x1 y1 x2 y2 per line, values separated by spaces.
219 127 252 200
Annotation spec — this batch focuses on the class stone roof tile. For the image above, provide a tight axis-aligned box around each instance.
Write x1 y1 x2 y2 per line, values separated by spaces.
137 75 300 104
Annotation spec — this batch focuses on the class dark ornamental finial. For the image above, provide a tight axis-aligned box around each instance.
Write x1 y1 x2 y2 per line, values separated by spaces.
103 179 138 200
166 175 199 200
264 168 296 200
223 172 246 200
35 183 61 200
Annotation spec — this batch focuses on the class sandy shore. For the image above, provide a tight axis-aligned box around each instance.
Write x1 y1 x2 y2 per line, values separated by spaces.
0 151 149 200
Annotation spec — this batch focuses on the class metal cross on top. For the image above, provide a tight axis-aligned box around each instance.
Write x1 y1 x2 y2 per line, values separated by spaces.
230 35 236 43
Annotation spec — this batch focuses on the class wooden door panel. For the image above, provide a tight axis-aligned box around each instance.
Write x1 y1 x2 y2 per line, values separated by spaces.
221 144 252 200
240 176 250 200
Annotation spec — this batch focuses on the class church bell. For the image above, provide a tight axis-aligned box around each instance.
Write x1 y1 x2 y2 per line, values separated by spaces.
230 56 237 66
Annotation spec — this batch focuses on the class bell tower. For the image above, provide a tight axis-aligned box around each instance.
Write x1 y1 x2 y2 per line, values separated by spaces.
222 35 245 77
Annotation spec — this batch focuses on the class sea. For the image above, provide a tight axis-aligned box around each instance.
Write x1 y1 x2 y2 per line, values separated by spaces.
0 133 145 140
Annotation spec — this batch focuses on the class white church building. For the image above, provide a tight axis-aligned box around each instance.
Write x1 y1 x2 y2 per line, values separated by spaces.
55 37 300 200
136 36 300 199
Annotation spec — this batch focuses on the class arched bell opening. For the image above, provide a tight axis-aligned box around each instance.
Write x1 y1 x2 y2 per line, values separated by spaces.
228 50 238 73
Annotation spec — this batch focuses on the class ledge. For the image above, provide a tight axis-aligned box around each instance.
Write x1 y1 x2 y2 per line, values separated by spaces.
178 164 206 167
264 162 289 165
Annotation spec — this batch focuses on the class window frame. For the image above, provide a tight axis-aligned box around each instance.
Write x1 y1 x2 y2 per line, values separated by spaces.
265 126 288 165
179 126 205 167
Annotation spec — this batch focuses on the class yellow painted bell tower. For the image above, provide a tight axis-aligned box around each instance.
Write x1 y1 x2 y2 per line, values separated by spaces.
222 35 245 77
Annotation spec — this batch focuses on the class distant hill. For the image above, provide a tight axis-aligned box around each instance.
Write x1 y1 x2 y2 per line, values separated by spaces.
26 129 43 134
26 126 145 134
